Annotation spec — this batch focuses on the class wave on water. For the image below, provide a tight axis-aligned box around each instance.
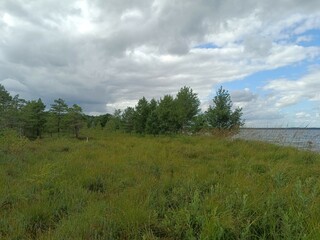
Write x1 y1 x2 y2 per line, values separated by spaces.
234 128 320 152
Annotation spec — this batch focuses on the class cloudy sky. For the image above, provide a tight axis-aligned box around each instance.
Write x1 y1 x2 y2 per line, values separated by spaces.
1 0 320 127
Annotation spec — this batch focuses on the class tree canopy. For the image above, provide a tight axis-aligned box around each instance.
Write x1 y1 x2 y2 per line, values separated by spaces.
50 98 68 135
0 84 244 138
207 86 244 129
175 86 200 130
21 99 46 138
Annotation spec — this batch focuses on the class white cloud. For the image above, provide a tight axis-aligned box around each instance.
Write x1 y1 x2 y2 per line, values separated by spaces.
229 88 285 127
296 35 314 43
264 68 320 106
296 112 311 119
266 45 319 68
2 12 15 26
293 15 320 34
120 8 144 22
0 0 320 123
255 68 320 126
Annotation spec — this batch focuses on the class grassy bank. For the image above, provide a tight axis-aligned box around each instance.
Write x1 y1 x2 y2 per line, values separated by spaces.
1 130 320 239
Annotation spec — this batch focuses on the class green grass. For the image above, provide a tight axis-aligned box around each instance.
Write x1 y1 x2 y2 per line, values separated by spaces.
1 130 320 239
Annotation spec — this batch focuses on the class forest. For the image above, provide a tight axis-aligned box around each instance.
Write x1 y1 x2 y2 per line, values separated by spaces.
0 85 243 139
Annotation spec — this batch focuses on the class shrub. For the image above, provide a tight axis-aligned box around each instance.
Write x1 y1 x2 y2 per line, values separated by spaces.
0 129 29 155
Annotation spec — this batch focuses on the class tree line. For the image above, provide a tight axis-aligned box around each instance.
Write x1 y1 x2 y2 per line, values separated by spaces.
105 86 244 135
0 84 244 139
0 85 84 139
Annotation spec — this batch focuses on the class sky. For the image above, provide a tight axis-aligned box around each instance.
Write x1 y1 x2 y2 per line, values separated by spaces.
1 0 320 127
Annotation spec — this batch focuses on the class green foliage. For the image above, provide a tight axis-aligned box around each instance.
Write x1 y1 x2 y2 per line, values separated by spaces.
207 86 244 130
50 98 68 135
146 110 161 135
122 107 135 133
21 99 46 139
134 97 150 133
44 112 56 136
0 128 29 155
157 95 179 133
104 109 122 132
86 113 112 129
66 104 84 138
0 84 12 115
0 85 25 130
103 87 202 135
0 132 319 239
0 85 13 129
175 86 200 130
190 113 209 133
145 99 160 135
0 84 247 136
96 114 112 128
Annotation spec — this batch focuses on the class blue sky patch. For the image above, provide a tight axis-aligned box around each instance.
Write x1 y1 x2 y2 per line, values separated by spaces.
220 58 318 95
296 29 320 47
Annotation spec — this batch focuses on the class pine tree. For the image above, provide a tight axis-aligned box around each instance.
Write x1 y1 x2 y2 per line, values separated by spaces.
21 99 46 138
122 107 135 133
50 98 68 136
67 104 84 138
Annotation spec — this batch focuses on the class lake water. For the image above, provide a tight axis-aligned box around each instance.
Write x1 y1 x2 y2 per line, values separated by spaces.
234 128 320 152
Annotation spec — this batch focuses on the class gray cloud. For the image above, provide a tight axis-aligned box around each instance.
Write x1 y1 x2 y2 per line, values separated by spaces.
0 0 320 126
244 36 272 57
231 89 258 103
228 88 284 126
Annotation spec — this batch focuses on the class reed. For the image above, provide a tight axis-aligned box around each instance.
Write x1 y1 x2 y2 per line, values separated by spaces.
0 130 320 239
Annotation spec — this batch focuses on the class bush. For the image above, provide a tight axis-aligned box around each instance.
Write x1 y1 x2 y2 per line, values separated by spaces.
0 129 29 155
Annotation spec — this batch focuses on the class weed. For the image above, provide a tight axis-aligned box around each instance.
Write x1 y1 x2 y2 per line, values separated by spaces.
251 164 268 174
0 131 319 239
83 177 106 193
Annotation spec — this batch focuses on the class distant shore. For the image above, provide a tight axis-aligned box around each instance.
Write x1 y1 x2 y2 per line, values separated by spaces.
241 127 320 130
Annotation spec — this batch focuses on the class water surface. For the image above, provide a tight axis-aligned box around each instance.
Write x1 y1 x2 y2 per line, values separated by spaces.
235 128 320 152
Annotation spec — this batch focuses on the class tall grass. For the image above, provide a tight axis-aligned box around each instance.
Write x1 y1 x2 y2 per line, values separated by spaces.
0 130 320 239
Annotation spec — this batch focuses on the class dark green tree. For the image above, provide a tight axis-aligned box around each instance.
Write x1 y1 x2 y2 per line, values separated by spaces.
122 107 135 133
67 104 84 138
190 113 208 133
0 85 27 133
105 109 122 132
21 99 46 138
206 86 244 129
145 99 160 135
7 95 26 131
146 111 160 135
0 85 12 108
175 86 200 131
149 98 157 112
98 114 112 128
134 97 150 133
45 112 56 137
0 84 13 129
50 98 68 136
157 95 179 133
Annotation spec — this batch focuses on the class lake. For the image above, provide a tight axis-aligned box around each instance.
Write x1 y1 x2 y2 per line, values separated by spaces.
234 128 320 152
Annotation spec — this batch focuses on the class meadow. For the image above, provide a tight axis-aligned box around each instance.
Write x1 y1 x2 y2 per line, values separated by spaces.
1 129 320 239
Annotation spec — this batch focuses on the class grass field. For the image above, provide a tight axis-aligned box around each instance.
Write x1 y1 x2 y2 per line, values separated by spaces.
1 129 320 239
